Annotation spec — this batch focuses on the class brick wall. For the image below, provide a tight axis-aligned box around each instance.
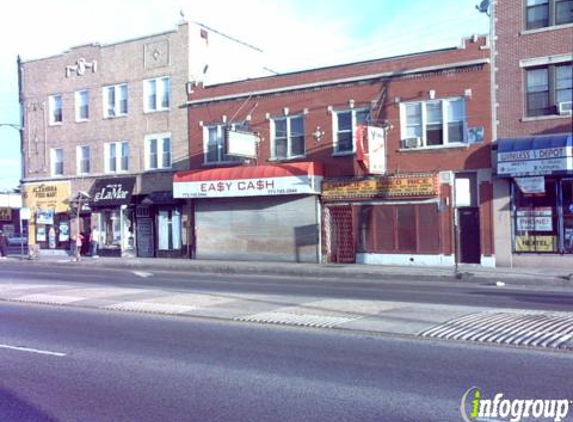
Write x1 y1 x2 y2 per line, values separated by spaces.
187 36 492 178
495 0 573 138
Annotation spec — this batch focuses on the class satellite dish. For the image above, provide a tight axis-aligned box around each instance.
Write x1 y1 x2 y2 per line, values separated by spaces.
476 0 490 15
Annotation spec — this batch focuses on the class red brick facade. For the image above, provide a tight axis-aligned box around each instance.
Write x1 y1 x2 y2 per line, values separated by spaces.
184 36 494 265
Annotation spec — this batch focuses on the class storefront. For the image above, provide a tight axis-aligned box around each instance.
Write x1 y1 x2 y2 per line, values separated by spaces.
135 191 185 258
495 133 573 266
173 162 323 262
90 177 136 257
21 181 72 252
322 173 456 266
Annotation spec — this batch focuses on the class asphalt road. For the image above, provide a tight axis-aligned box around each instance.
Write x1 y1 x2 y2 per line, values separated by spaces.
1 261 573 312
0 301 572 422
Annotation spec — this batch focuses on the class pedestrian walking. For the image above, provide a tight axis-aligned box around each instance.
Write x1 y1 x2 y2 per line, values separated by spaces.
0 230 7 259
90 226 99 258
73 232 83 262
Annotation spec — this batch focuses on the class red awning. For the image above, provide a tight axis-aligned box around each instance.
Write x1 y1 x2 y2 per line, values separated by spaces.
174 162 323 183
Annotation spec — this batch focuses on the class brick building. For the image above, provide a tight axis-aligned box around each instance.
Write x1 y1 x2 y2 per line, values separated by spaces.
18 22 192 257
175 36 494 265
492 0 573 267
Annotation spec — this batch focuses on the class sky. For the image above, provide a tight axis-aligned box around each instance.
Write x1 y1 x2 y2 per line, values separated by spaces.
0 0 489 191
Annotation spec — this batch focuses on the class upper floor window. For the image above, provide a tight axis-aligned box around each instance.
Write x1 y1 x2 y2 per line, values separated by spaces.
105 141 129 173
271 115 305 159
103 84 128 118
400 98 467 148
144 77 170 112
49 94 62 125
526 63 572 116
75 90 89 122
333 109 369 154
145 133 171 170
50 148 63 175
526 0 573 30
203 124 243 164
76 145 90 174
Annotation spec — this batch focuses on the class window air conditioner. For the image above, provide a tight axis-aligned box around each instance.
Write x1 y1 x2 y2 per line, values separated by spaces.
401 137 421 149
558 101 572 115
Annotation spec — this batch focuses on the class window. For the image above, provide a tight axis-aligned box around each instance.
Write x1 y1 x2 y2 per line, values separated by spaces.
271 115 305 159
400 98 467 148
333 109 369 154
526 63 572 116
76 145 90 174
358 204 440 253
103 84 128 118
203 124 243 164
144 77 170 112
49 94 62 125
50 148 63 175
145 134 171 170
526 0 573 29
105 141 129 173
75 90 89 121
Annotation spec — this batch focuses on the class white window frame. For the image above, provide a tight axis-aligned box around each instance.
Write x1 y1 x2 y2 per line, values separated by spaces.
50 148 64 176
332 108 369 155
144 133 172 170
76 145 90 175
103 83 128 118
203 123 247 164
49 94 63 125
399 98 468 149
143 76 170 113
104 141 129 173
75 90 89 122
270 115 306 160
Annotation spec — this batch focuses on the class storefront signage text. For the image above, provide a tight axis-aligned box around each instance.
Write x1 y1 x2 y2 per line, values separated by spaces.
174 175 321 198
516 207 553 232
94 184 130 202
322 175 438 200
22 181 71 213
498 146 573 176
515 235 556 252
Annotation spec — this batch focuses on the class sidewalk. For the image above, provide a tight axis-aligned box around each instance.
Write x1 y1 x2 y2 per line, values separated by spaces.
12 252 573 289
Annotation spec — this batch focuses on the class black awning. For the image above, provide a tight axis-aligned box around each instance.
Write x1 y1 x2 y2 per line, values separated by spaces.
141 191 181 205
91 177 136 208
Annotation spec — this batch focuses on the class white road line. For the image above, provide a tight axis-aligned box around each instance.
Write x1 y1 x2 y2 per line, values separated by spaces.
0 344 67 357
132 271 153 278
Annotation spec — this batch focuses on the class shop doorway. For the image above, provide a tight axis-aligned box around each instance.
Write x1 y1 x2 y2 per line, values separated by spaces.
458 208 481 264
325 206 356 264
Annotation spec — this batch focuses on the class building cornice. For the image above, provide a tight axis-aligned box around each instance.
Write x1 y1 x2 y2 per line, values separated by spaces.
186 58 490 106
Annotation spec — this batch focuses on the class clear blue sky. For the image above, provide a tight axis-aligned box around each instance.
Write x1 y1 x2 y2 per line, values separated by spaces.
0 0 488 190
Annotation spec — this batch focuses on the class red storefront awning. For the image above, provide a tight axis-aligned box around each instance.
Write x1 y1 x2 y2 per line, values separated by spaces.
173 162 324 198
174 161 323 183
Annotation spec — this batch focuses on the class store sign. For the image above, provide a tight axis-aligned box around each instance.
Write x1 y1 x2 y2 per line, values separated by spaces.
227 130 258 158
515 235 556 252
322 174 438 200
356 125 387 175
22 181 71 213
91 177 136 207
36 208 55 225
498 145 573 176
516 207 553 232
0 207 11 221
514 176 545 194
174 175 321 198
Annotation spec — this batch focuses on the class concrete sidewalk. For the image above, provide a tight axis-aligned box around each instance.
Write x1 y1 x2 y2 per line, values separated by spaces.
10 252 573 289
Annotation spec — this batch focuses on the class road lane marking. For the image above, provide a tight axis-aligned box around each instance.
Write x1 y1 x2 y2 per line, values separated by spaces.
132 271 153 278
0 344 67 357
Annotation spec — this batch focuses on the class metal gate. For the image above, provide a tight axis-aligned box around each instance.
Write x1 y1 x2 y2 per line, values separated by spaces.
324 206 356 263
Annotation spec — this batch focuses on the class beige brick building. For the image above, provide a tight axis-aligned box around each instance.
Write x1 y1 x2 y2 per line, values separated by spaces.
19 21 194 258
